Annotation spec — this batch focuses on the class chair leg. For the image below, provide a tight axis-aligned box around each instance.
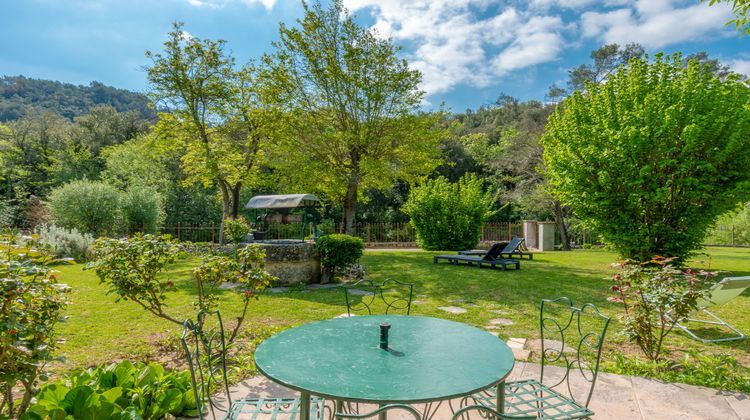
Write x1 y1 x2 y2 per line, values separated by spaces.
672 309 747 343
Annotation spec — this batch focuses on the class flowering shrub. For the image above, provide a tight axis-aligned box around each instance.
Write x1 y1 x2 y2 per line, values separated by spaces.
609 256 714 360
0 233 70 417
223 217 250 244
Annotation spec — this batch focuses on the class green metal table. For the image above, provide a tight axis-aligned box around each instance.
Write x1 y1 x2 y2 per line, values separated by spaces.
254 315 515 420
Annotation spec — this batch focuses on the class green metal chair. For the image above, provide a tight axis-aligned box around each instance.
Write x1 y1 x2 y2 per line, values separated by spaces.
181 310 327 419
469 297 610 419
342 278 414 316
453 405 535 419
334 404 421 419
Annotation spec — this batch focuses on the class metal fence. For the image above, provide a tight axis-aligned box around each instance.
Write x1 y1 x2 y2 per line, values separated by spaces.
150 222 524 246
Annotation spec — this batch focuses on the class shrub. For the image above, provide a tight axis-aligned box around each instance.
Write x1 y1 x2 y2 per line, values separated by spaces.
121 185 165 233
47 180 122 236
37 223 95 262
609 256 714 361
404 174 495 250
22 361 197 419
316 234 364 283
0 200 16 228
0 233 70 417
223 216 250 244
542 53 750 261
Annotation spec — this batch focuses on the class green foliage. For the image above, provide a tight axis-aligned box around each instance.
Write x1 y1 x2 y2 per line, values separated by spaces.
121 186 165 232
22 361 197 420
146 22 268 219
0 233 70 417
223 216 250 244
605 351 750 393
260 0 442 232
316 234 364 281
542 53 750 261
705 202 750 246
86 234 182 324
37 223 95 262
47 179 123 236
705 0 750 36
404 174 495 250
610 257 713 361
0 76 155 122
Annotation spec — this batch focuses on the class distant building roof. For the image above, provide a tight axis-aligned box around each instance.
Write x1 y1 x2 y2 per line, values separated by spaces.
245 194 321 209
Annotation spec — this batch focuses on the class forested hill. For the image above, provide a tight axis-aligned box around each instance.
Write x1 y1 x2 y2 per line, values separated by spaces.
0 75 156 122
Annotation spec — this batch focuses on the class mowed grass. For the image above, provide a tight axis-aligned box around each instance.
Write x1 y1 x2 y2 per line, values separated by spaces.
54 247 750 375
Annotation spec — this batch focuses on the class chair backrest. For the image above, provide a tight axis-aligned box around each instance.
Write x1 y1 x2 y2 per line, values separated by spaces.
335 404 421 419
181 310 232 420
539 297 610 408
342 278 414 316
501 236 524 254
452 405 535 419
484 242 509 261
701 276 750 309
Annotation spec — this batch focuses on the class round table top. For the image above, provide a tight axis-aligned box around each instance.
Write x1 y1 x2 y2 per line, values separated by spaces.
254 315 515 404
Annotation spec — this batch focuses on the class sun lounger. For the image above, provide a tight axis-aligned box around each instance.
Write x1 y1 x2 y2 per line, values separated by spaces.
434 243 521 270
458 237 534 260
668 276 750 343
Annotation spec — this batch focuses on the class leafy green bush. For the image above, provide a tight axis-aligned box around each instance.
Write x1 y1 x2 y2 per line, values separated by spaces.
37 223 95 262
316 234 364 283
223 216 250 244
86 234 181 324
404 174 495 250
705 202 750 246
610 256 713 361
605 352 750 393
1 233 70 418
0 200 17 228
47 180 123 236
542 53 750 261
22 361 197 420
121 186 165 233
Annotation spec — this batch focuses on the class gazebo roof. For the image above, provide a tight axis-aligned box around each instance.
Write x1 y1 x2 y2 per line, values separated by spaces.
245 194 321 209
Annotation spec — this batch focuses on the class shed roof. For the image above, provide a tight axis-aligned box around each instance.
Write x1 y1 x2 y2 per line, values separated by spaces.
245 194 321 209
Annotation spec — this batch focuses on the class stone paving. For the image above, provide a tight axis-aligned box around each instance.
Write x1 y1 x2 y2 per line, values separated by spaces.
224 362 750 419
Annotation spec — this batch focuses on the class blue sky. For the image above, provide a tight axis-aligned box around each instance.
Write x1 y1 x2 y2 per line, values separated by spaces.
1 0 748 111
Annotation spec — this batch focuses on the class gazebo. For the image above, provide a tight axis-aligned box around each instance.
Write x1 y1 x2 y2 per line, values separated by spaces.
245 194 321 241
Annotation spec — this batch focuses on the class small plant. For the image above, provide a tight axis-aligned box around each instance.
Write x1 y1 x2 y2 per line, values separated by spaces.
22 361 198 420
86 234 182 324
0 233 70 417
223 216 250 244
605 351 750 393
609 256 714 361
404 174 496 251
37 223 95 262
316 234 364 283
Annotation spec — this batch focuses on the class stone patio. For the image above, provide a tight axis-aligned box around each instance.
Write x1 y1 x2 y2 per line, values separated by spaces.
223 362 749 419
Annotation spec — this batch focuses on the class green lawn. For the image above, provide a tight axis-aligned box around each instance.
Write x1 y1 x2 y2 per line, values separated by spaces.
54 247 750 376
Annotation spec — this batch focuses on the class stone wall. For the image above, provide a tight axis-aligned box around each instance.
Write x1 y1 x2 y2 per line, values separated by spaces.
256 240 321 285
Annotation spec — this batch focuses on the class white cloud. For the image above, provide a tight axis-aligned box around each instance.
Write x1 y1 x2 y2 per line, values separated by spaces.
185 0 276 11
344 0 566 96
729 59 750 76
581 0 733 48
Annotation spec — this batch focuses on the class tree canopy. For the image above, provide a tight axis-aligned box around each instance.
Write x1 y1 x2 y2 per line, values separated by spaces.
259 0 443 233
542 53 750 261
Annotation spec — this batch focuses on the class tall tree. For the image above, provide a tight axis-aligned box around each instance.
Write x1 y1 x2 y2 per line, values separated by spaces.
260 0 442 234
145 23 268 219
542 54 750 261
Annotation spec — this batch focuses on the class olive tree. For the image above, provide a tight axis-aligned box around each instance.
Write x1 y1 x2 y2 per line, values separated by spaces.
542 53 750 261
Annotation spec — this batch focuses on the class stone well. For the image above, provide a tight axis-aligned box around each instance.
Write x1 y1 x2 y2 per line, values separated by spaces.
255 240 321 285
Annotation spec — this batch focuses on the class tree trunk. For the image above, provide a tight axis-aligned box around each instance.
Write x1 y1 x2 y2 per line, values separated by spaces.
343 173 359 235
218 179 231 219
230 183 242 219
554 201 572 251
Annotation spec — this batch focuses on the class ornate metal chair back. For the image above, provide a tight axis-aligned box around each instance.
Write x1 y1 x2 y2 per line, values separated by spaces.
343 278 414 316
181 310 232 420
539 297 611 407
335 404 422 419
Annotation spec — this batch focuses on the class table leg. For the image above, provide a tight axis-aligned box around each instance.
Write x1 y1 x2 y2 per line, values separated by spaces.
300 391 311 420
378 403 387 420
496 381 505 413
